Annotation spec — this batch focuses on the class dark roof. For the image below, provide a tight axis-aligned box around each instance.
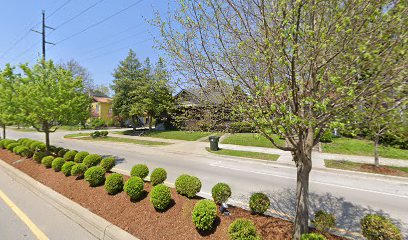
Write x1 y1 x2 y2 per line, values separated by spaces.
175 89 224 106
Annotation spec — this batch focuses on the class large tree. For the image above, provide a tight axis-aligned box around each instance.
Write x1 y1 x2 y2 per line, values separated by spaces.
111 49 147 130
0 64 23 139
59 59 94 93
130 57 174 130
156 0 407 238
19 60 91 153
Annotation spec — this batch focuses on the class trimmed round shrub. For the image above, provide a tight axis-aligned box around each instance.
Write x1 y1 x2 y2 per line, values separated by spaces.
83 154 103 168
150 168 167 186
61 162 76 176
211 183 232 204
13 146 33 157
58 148 69 157
91 131 101 138
301 233 327 240
312 210 336 232
2 139 17 149
33 152 47 163
150 184 172 210
104 173 124 195
175 174 201 198
49 145 58 155
22 139 34 147
192 199 217 231
101 130 109 137
63 150 78 161
100 157 116 172
124 176 144 201
29 141 42 151
360 214 402 240
249 192 270 214
17 138 29 144
52 157 65 172
71 163 88 178
84 166 106 187
36 143 46 152
228 218 260 240
130 164 149 179
6 143 20 151
41 156 55 168
74 151 89 163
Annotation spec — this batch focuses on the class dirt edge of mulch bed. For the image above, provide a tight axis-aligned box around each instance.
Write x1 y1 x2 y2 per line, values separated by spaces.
0 149 343 240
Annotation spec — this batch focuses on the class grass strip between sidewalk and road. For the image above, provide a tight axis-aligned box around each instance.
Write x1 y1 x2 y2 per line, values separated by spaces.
65 135 171 146
206 147 279 161
322 138 408 160
324 159 408 177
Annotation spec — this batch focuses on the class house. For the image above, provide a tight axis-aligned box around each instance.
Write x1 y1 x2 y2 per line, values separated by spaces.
91 96 113 120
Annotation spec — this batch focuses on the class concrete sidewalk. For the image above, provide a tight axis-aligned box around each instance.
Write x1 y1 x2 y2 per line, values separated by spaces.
0 158 138 240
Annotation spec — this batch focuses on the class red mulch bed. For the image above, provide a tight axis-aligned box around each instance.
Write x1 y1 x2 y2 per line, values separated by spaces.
0 149 343 240
360 164 408 177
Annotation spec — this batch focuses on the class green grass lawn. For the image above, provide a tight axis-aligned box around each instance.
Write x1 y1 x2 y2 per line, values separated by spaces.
75 136 171 146
116 130 213 141
221 133 285 148
206 147 279 161
324 159 408 177
64 133 90 138
322 138 408 160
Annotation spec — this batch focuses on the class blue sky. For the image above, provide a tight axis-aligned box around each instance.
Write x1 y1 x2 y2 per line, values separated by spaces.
0 0 173 88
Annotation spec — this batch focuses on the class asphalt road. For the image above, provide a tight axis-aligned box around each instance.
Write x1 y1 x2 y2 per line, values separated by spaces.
5 129 408 238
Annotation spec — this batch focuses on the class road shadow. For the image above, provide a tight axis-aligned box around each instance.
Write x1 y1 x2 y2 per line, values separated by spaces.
234 189 407 239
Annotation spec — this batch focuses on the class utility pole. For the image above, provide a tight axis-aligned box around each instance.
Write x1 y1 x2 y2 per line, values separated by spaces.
31 11 55 61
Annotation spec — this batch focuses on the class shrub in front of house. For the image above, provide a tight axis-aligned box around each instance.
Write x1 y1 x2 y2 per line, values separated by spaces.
71 163 87 178
100 157 116 172
211 183 232 204
150 168 167 186
301 233 327 240
6 143 20 152
150 184 172 210
100 130 109 137
83 154 103 168
175 174 202 198
90 131 101 138
130 164 149 179
74 151 89 163
33 152 47 163
104 173 124 195
84 166 106 187
124 176 144 201
63 150 78 161
52 157 65 172
228 218 260 240
360 214 402 240
58 148 69 157
41 156 55 168
249 192 270 214
312 210 336 232
61 162 76 176
192 199 217 231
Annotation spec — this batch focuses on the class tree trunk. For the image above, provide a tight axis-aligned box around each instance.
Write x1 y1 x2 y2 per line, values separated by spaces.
131 116 137 132
45 130 50 155
292 132 313 240
148 115 153 131
374 134 380 167
2 124 5 139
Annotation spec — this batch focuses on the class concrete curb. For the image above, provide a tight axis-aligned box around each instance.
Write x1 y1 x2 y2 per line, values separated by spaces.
0 159 139 240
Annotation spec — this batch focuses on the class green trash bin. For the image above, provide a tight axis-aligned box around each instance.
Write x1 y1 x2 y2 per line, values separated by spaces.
209 136 220 151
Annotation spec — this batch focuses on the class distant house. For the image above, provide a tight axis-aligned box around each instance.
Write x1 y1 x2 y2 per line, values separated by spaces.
91 96 113 120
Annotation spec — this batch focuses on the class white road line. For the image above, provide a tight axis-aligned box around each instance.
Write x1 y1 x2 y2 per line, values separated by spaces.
210 162 408 199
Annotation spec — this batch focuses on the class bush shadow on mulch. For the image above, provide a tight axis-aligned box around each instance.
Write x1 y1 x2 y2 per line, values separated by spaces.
154 199 176 213
130 190 149 203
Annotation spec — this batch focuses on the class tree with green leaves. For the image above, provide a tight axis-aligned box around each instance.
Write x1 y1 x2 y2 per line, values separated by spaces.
19 60 91 153
156 1 406 238
0 64 23 139
130 57 174 130
111 49 147 130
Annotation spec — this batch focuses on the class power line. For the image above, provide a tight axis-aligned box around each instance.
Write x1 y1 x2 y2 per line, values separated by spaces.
87 38 152 60
53 0 107 30
46 0 73 19
56 0 144 45
1 0 72 61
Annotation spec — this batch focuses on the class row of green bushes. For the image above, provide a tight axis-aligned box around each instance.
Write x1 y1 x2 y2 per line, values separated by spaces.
0 138 402 239
90 130 109 138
